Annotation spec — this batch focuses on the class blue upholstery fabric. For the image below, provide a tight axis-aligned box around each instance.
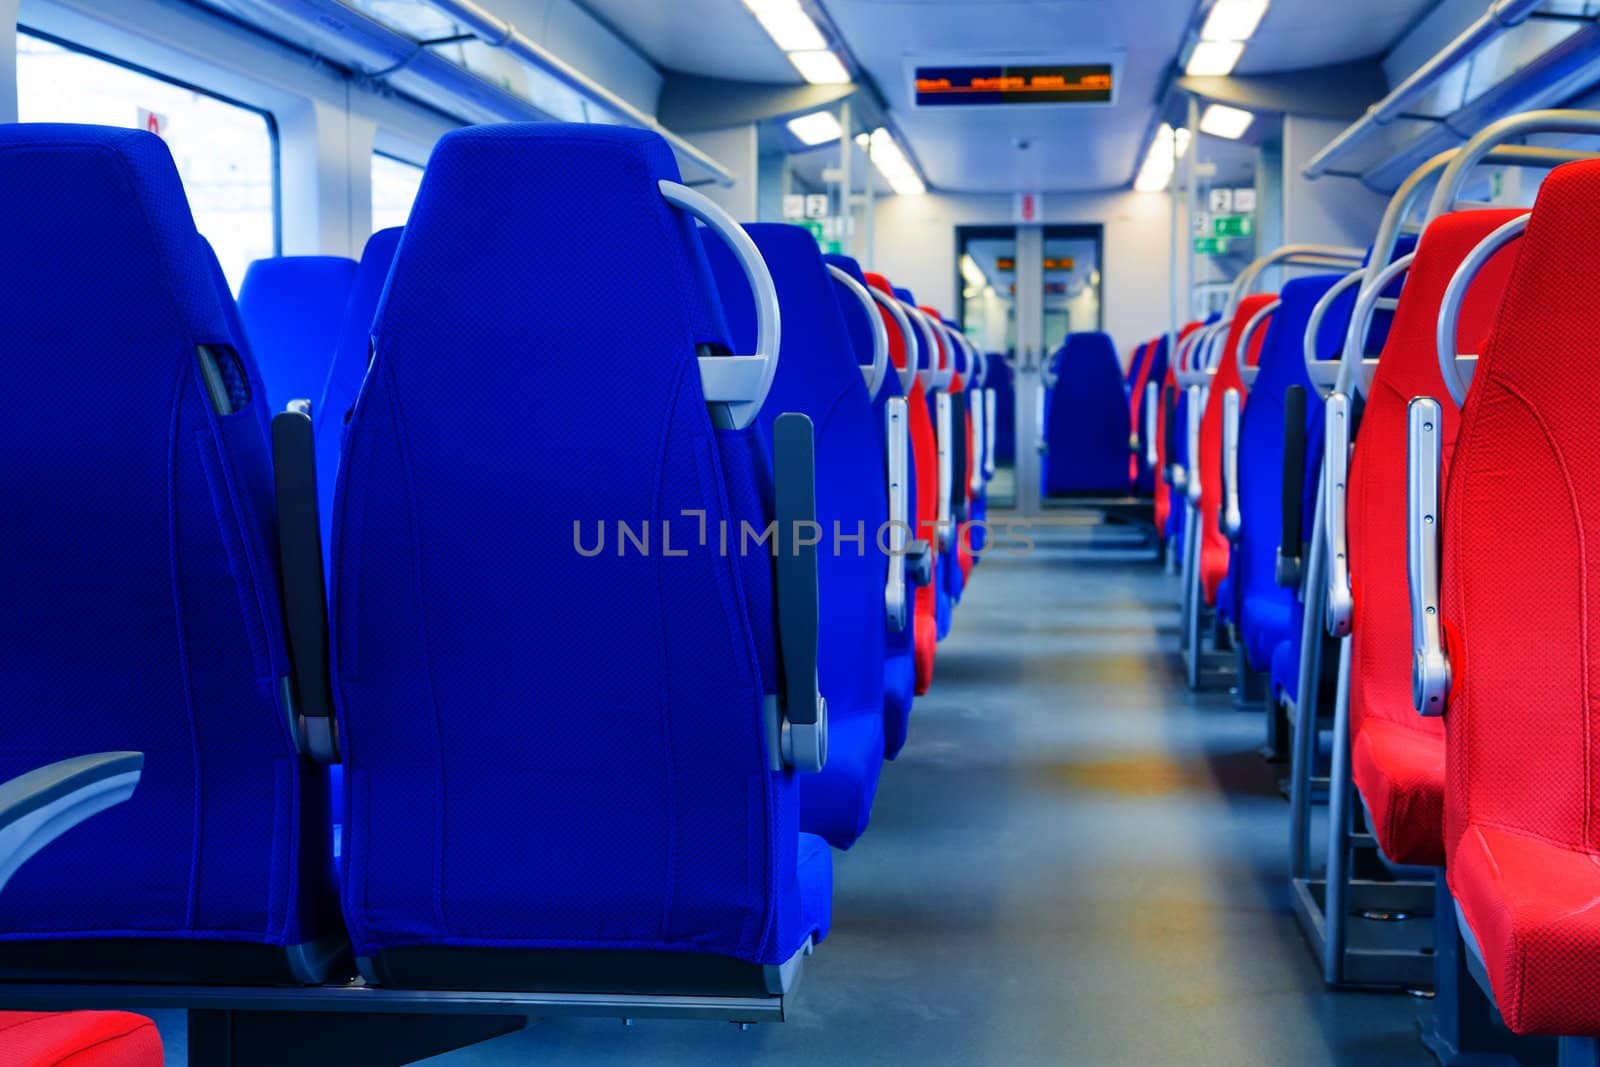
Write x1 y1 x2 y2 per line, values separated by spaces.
989 352 1015 466
0 124 336 955
332 124 826 967
238 256 359 413
1044 332 1131 495
1272 636 1300 703
824 254 915 759
709 225 887 849
315 227 403 564
1234 275 1345 670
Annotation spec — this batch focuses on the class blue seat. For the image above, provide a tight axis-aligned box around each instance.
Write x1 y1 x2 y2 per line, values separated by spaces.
0 123 340 983
824 253 917 760
315 227 403 564
1044 332 1132 496
237 255 359 413
988 352 1015 469
1232 275 1347 670
331 124 830 985
709 226 887 849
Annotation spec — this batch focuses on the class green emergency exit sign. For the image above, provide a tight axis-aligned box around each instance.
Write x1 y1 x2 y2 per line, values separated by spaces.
1213 215 1253 238
1194 237 1231 256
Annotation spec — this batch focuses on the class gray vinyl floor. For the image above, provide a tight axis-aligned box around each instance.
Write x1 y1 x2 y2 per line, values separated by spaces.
156 519 1434 1065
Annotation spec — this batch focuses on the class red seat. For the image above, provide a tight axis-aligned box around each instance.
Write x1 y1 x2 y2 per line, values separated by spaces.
1154 321 1203 537
867 273 938 694
1199 295 1274 606
0 1011 161 1066
1442 160 1600 1037
1345 208 1521 867
1127 338 1156 483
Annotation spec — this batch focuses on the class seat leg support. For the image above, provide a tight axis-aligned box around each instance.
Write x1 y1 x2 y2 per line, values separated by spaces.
186 1009 528 1067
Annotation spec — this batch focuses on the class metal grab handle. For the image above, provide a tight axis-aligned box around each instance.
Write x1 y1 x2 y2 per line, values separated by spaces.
1407 398 1450 716
1436 213 1529 407
924 309 955 391
935 392 954 549
969 344 988 388
1035 381 1049 455
1040 347 1060 389
1339 253 1414 398
1185 384 1203 505
1144 381 1160 468
1225 244 1364 316
903 303 944 392
885 397 910 632
1305 269 1365 397
1324 392 1354 637
1221 388 1243 540
984 387 997 478
1427 110 1600 222
660 181 779 430
969 389 985 497
826 264 889 402
1238 298 1280 376
0 753 143 896
870 287 919 397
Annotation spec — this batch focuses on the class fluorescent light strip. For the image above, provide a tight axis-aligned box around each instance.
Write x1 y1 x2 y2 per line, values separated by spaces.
742 0 827 50
1199 103 1254 139
868 127 926 195
788 49 851 84
1201 0 1269 43
1186 40 1244 76
787 110 843 146
960 254 987 289
1133 124 1191 192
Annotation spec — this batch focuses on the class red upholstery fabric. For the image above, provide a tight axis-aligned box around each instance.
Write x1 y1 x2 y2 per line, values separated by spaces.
1127 339 1155 482
0 1012 162 1066
1154 322 1203 537
867 273 937 693
1346 208 1521 867
1199 295 1274 606
1442 162 1600 1036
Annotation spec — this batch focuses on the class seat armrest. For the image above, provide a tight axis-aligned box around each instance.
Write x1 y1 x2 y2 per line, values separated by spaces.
1185 384 1203 505
884 398 909 632
1221 388 1242 540
906 539 934 587
272 404 340 764
983 388 996 478
1324 392 1353 637
1408 398 1450 716
1277 386 1308 587
773 412 827 773
0 753 142 895
935 393 954 548
969 391 985 498
1144 381 1159 469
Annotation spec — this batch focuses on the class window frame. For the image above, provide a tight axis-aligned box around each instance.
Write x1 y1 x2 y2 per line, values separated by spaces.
17 24 283 257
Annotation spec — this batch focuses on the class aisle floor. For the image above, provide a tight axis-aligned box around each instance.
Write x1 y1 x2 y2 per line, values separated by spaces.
156 520 1434 1065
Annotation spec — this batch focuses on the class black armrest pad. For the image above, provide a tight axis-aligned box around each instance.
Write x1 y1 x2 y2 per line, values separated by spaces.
1163 386 1178 484
272 409 338 761
773 413 820 729
1278 386 1308 586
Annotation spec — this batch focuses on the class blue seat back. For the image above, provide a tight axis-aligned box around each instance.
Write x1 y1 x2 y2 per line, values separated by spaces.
332 124 814 967
0 124 333 953
1044 332 1131 495
988 353 1015 466
238 255 359 412
823 253 914 751
315 227 403 562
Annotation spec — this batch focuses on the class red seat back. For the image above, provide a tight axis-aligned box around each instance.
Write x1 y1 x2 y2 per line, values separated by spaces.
1200 295 1274 605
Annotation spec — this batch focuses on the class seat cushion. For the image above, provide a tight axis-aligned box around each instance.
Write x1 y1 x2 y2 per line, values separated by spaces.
1450 823 1600 1035
0 1012 162 1066
1241 592 1292 675
1270 637 1298 703
1350 717 1445 867
799 710 885 850
796 833 834 946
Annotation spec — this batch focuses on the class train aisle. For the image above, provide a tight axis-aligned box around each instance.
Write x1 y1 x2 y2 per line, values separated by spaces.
142 522 1429 1066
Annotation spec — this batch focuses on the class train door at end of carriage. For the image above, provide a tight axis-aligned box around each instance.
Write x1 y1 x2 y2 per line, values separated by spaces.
957 224 1104 518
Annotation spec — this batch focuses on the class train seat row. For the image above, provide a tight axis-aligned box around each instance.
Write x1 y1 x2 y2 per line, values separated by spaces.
1133 107 1600 1060
0 119 996 1022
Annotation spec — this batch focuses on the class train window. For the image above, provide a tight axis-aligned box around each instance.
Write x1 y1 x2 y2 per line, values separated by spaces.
15 30 279 293
371 152 424 232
